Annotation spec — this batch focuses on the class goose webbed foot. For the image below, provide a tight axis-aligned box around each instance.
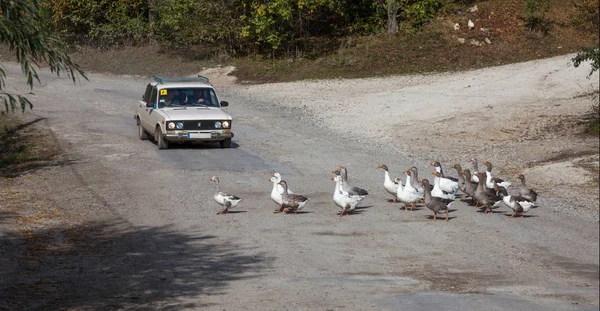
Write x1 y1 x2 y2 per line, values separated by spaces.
217 208 228 215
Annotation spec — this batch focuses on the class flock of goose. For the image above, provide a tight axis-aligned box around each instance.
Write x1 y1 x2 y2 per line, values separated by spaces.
209 158 539 221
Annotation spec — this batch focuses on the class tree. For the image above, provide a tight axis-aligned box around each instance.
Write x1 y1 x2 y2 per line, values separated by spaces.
386 0 399 34
572 47 600 78
0 0 86 113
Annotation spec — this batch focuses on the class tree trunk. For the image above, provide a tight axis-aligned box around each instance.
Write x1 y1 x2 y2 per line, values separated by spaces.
148 0 156 41
387 0 399 35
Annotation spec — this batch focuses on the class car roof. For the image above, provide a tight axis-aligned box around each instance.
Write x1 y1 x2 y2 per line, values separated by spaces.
152 81 213 89
150 75 214 89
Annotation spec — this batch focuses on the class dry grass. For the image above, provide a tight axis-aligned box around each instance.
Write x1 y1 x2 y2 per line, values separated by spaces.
232 0 598 83
0 116 59 177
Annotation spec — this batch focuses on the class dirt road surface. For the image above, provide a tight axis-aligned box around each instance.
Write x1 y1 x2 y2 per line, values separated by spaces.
1 54 598 310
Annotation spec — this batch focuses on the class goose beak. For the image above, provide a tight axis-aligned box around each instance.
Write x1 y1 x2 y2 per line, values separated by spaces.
272 173 276 177
451 164 455 168
483 161 488 165
337 165 343 169
431 172 435 175
377 165 382 168
331 177 335 181
277 181 281 185
429 161 435 165
403 170 407 174
331 170 336 174
419 179 423 183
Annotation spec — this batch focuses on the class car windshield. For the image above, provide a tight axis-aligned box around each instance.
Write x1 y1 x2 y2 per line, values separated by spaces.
157 87 219 108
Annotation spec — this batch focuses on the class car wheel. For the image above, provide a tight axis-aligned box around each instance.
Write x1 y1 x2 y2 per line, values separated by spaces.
155 127 169 150
219 138 232 148
138 119 148 140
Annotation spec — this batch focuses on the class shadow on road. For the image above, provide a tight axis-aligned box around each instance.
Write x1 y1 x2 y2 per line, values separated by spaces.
0 218 272 310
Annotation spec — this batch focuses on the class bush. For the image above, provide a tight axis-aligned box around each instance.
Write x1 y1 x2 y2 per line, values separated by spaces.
523 0 552 34
403 0 443 29
43 0 151 47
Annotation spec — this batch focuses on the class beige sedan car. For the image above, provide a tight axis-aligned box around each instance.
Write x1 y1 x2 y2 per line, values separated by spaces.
134 76 234 149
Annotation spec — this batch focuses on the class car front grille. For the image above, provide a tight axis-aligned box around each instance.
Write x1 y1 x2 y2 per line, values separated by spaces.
177 120 231 130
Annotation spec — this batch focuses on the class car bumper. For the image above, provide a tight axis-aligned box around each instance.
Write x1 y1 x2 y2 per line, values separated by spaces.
163 130 233 142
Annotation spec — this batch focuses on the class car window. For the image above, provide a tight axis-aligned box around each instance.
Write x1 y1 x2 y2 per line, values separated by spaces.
143 84 152 103
150 87 158 105
157 87 219 108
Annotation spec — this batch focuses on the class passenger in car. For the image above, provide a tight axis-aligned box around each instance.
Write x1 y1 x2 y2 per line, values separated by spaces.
162 90 180 107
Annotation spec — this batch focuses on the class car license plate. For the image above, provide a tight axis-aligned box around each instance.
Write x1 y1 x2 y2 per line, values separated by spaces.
188 132 211 139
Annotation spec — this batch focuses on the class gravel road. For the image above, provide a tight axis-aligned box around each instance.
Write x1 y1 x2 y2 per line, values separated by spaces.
0 55 598 310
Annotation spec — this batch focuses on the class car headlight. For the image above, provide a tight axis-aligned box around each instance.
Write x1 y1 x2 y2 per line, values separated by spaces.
167 122 175 129
176 122 184 129
222 121 230 128
214 121 222 129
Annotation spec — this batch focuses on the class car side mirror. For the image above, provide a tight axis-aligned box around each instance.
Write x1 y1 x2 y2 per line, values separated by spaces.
146 102 154 108
220 101 229 107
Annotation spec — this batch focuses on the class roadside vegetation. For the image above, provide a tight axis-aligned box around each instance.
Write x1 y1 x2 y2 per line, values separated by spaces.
0 116 58 177
26 0 596 82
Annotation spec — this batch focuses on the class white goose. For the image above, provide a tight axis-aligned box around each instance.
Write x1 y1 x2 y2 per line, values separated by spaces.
482 161 511 189
396 170 421 211
332 166 369 197
332 175 364 216
272 172 294 194
430 161 459 194
209 176 242 214
268 176 284 210
378 164 402 202
431 172 457 200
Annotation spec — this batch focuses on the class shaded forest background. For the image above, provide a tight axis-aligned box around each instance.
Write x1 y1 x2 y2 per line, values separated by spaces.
0 0 598 83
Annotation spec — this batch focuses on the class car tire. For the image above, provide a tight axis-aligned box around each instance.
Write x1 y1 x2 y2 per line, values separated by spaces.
219 138 232 148
155 127 169 150
138 119 148 140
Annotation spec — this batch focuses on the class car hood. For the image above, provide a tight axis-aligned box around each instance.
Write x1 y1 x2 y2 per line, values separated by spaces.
161 107 231 120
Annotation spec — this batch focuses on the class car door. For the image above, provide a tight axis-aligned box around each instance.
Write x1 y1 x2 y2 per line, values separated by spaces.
138 84 153 130
143 86 159 133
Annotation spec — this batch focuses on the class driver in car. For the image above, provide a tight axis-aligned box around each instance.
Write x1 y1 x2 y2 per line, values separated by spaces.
191 89 208 105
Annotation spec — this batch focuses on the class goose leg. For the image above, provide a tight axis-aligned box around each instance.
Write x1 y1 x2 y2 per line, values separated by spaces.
411 203 416 211
217 208 228 215
433 214 437 221
393 197 397 203
509 211 515 218
445 210 449 221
